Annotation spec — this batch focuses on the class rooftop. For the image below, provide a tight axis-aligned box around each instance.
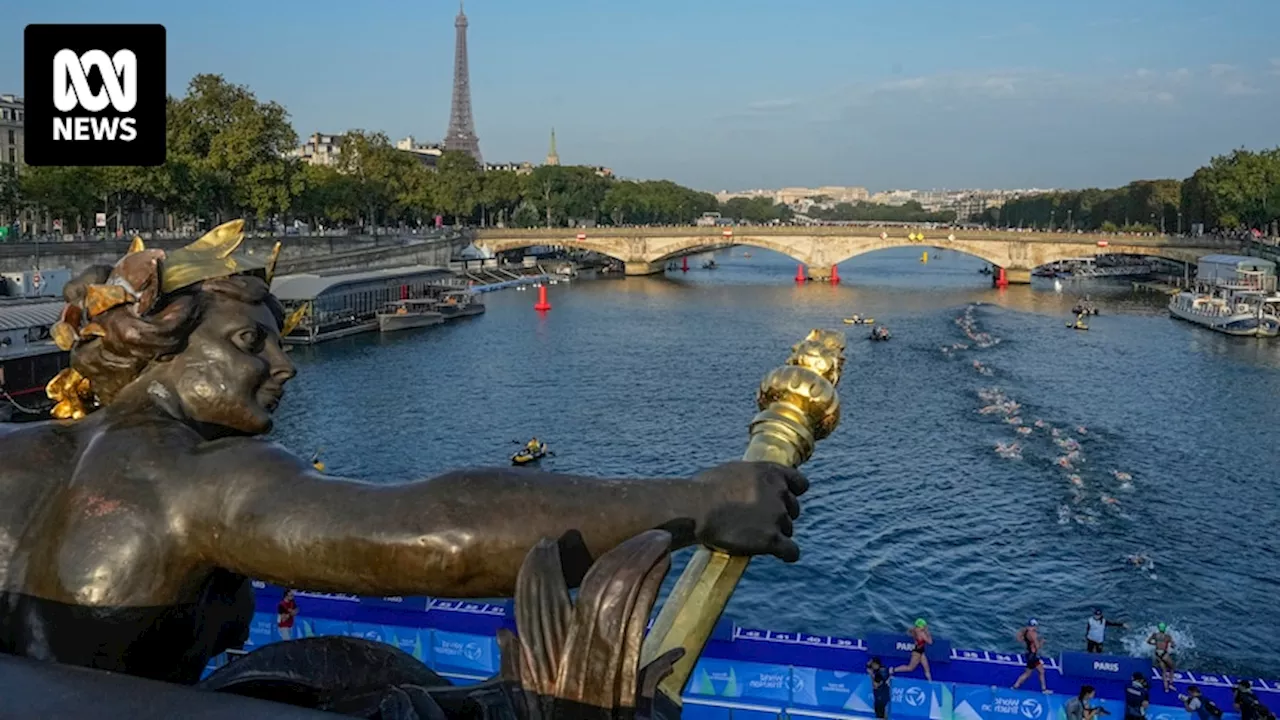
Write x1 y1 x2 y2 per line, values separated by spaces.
0 300 62 333
270 265 452 301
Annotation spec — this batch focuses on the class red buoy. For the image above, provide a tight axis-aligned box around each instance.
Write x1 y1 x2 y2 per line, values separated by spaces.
534 284 551 311
829 264 840 284
796 264 807 283
681 256 689 272
995 266 1009 289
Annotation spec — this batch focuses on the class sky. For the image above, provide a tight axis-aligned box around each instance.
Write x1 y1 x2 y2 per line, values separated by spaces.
4 0 1280 193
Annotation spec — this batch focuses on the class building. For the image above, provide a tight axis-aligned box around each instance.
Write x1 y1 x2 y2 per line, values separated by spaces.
485 161 534 175
545 128 560 166
271 265 458 344
0 94 24 167
291 132 344 167
396 136 445 168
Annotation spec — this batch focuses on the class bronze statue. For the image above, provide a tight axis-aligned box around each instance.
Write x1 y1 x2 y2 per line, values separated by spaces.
0 220 807 690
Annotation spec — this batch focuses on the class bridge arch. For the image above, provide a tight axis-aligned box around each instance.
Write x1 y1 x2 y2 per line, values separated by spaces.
646 236 810 265
474 237 633 264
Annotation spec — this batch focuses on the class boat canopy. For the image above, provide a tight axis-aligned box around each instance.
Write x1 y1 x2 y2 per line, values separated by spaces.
1197 255 1276 274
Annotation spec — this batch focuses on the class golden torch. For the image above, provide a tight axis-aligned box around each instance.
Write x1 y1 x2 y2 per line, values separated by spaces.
640 328 846 711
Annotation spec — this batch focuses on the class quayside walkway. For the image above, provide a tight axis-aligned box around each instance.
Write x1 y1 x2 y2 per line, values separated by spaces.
208 583 1279 720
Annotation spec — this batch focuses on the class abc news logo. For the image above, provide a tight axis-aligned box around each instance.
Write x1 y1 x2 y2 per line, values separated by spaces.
24 24 166 166
53 49 139 142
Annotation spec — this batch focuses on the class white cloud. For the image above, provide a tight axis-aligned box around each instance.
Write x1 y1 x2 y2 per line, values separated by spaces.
1209 63 1236 78
1224 80 1262 96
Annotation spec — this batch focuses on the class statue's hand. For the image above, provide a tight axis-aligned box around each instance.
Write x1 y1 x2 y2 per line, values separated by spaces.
693 461 808 562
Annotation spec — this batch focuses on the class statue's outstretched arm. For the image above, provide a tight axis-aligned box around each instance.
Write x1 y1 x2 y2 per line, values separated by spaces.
187 440 723 598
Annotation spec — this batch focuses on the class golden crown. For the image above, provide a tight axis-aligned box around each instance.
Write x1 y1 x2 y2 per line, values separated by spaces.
45 220 284 420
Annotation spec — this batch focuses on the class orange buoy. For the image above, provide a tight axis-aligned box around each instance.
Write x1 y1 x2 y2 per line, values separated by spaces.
534 284 551 311
830 264 840 284
796 264 807 283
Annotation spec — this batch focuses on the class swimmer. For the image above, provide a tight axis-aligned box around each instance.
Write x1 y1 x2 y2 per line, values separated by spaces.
1113 470 1133 482
1017 426 1033 436
1069 474 1084 487
1005 416 1023 425
1034 419 1046 428
1077 426 1088 435
891 618 934 681
1012 619 1050 693
1056 456 1075 470
1148 623 1176 691
1101 494 1120 506
1051 428 1062 438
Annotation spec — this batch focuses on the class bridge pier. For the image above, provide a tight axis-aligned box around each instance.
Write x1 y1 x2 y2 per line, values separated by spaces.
1006 268 1032 284
624 260 665 276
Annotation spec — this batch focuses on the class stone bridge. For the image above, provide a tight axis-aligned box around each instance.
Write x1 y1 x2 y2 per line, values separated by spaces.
473 227 1242 283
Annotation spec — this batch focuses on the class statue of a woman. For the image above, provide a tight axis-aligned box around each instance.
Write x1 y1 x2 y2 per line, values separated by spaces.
0 222 807 687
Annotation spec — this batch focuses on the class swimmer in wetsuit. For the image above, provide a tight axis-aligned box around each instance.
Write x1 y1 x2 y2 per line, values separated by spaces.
1013 618 1050 693
891 618 934 681
1148 623 1176 692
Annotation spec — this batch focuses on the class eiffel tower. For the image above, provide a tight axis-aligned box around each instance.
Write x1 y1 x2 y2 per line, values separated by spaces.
443 1 482 164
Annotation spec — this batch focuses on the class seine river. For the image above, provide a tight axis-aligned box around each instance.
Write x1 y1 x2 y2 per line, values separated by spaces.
271 246 1280 679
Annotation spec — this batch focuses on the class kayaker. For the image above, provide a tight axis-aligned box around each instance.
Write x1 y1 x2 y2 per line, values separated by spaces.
1012 618 1050 693
525 437 542 454
891 618 933 681
1148 623 1176 692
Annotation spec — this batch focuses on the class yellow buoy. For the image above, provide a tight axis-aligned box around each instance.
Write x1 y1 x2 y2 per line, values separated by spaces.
921 251 929 263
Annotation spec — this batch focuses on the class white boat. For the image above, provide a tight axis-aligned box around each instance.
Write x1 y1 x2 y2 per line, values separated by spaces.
436 290 486 320
1168 291 1280 337
377 299 445 333
1167 256 1280 337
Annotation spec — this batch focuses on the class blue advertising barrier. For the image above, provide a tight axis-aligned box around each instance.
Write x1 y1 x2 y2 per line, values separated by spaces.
684 657 793 707
789 667 876 713
1060 652 1153 683
430 629 500 677
955 684 1057 720
865 632 953 664
891 677 954 720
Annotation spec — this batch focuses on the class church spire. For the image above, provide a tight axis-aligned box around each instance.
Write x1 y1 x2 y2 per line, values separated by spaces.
545 127 560 166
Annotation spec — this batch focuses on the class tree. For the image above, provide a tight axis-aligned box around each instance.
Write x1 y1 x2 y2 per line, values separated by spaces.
0 163 19 228
433 151 482 224
167 74 301 225
479 169 524 226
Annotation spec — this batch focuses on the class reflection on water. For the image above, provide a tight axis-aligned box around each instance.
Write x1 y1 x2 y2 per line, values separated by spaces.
271 244 1280 678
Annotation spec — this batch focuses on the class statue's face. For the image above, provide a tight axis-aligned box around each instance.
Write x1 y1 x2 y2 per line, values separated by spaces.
163 295 295 435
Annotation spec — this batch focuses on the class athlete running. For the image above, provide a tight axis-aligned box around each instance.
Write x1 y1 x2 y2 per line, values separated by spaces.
1013 618 1050 693
1148 623 1176 692
891 618 934 681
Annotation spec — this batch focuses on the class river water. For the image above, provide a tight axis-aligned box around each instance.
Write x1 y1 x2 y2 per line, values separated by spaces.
271 246 1280 678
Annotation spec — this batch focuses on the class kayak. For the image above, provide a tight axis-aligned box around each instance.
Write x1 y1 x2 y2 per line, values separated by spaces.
512 445 548 465
842 317 875 325
1066 323 1089 331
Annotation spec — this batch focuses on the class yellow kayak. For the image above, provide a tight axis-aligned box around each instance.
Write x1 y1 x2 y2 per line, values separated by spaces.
512 445 548 465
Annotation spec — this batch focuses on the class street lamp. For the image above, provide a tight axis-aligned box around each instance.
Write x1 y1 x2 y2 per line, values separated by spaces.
1050 209 1056 231
1067 209 1074 232
1177 211 1183 236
